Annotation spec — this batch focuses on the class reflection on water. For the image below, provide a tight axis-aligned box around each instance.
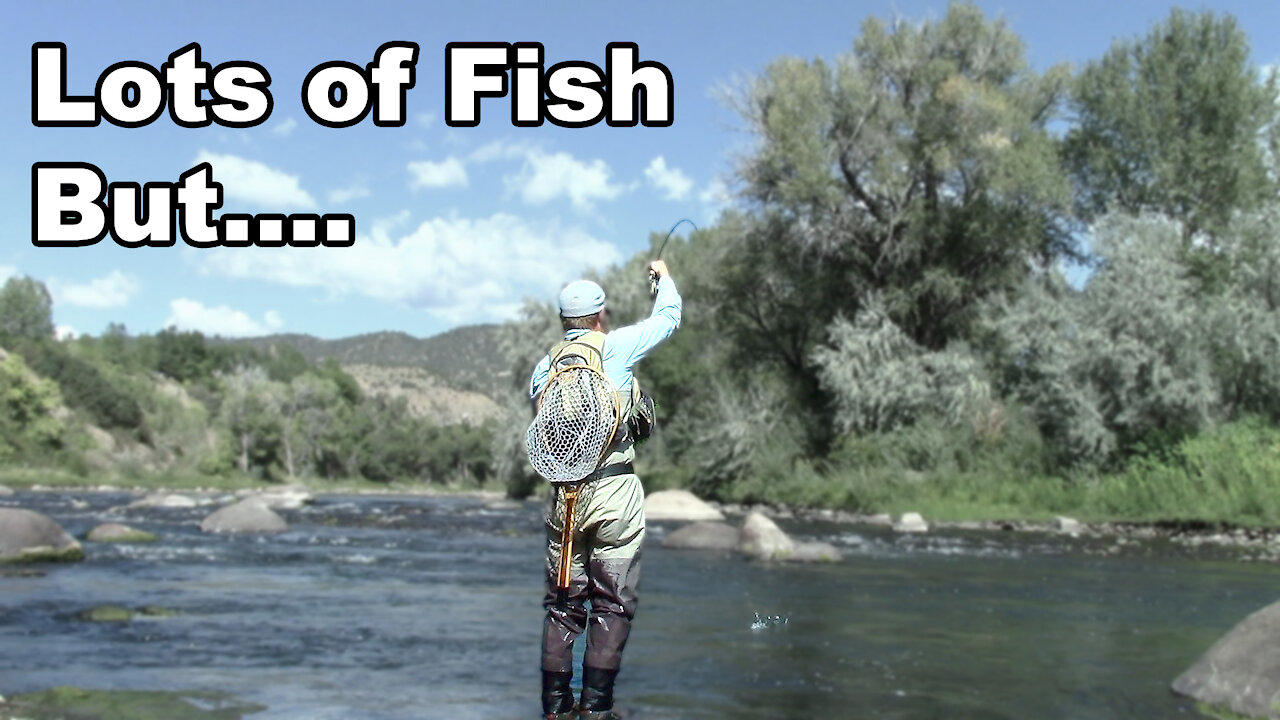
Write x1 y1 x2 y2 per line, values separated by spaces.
0 490 1271 719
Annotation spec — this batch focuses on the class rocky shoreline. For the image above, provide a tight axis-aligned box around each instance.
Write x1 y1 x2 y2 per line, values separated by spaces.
5 482 1279 563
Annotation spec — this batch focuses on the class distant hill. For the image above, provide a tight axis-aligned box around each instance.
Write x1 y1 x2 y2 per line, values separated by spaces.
232 324 512 399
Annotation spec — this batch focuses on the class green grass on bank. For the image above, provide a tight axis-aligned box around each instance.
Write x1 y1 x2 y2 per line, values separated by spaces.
0 466 504 497
5 418 1280 527
690 417 1280 528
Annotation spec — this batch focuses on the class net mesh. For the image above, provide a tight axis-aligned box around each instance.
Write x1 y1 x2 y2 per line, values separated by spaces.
526 366 619 484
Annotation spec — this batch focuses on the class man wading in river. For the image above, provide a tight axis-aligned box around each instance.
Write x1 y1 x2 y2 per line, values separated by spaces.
528 261 681 719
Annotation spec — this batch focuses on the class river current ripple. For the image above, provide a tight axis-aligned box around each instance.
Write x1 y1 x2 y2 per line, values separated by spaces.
1 490 1273 719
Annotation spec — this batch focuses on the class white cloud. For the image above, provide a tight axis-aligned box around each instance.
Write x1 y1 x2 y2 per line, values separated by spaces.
699 177 733 215
469 138 534 163
165 298 284 337
0 266 15 283
189 212 623 323
194 150 317 210
55 325 78 341
270 117 298 137
328 184 371 204
644 156 694 201
408 157 469 190
507 151 624 209
51 271 139 309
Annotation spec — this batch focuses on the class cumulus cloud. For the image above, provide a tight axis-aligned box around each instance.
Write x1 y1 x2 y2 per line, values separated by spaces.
195 151 317 210
0 266 15 283
189 212 623 323
55 325 78 341
51 270 139 309
408 157 469 189
270 117 298 136
469 138 534 163
165 298 283 337
699 177 734 215
507 150 624 209
328 184 371 204
644 156 693 201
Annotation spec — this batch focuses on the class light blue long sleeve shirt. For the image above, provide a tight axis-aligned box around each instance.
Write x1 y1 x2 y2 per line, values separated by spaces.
529 275 682 402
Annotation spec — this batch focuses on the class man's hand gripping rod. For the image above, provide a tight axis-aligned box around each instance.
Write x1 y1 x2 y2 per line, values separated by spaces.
649 219 697 295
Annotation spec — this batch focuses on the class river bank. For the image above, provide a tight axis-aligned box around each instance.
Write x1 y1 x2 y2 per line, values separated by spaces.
6 473 1279 564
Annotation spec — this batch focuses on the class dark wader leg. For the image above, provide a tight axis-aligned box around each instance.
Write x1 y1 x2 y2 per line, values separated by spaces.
542 488 589 716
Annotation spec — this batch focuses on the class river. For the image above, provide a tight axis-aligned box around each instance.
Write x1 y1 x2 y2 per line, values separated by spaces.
0 489 1273 719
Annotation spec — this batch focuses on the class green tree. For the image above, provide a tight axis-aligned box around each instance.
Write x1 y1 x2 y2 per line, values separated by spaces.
0 352 64 460
1063 8 1278 243
724 2 1072 448
0 276 54 340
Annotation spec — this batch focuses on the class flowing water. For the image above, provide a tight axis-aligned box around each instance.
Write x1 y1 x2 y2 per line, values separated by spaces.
1 490 1274 720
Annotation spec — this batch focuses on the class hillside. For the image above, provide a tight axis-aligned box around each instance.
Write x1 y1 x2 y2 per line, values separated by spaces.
233 324 512 399
341 364 502 425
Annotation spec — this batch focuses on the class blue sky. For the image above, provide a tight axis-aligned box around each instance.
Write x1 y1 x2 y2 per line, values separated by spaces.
6 1 1279 340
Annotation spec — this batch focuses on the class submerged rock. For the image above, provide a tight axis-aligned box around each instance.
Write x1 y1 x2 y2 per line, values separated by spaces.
645 489 725 522
200 498 287 534
662 521 738 551
0 508 84 563
78 605 134 622
1172 600 1280 718
4 686 265 720
789 541 843 563
87 523 158 543
738 512 795 561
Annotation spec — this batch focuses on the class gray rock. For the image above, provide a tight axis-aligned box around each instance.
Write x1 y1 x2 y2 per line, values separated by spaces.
0 484 13 497
893 512 929 533
87 523 158 543
1054 516 1082 534
1172 600 1280 718
790 541 843 563
239 485 313 510
866 513 893 526
200 499 286 534
128 493 198 509
644 490 725 522
662 522 738 551
0 508 85 563
738 511 794 561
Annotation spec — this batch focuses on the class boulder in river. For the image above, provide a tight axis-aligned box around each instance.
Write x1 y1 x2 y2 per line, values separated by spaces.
738 511 795 561
1172 600 1280 718
644 489 725 522
87 523 157 543
893 512 929 533
0 484 13 497
1054 516 1082 535
128 493 199 509
239 485 313 510
200 498 287 534
0 508 84 563
662 521 739 551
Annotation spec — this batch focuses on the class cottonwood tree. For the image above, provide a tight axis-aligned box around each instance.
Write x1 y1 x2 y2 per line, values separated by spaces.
0 276 54 341
1063 8 1278 245
722 2 1073 447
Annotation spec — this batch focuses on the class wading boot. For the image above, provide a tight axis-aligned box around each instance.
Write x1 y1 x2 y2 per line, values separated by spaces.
577 666 622 719
542 670 576 719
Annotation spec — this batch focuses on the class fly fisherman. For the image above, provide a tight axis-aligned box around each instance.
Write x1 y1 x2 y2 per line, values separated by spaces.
529 260 681 720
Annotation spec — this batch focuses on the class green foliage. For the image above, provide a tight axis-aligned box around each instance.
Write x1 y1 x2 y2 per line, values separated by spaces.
1088 418 1280 525
0 275 54 340
10 338 144 431
0 352 64 460
1063 8 1278 241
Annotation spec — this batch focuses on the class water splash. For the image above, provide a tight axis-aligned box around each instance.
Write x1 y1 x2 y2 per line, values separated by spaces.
751 613 789 631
